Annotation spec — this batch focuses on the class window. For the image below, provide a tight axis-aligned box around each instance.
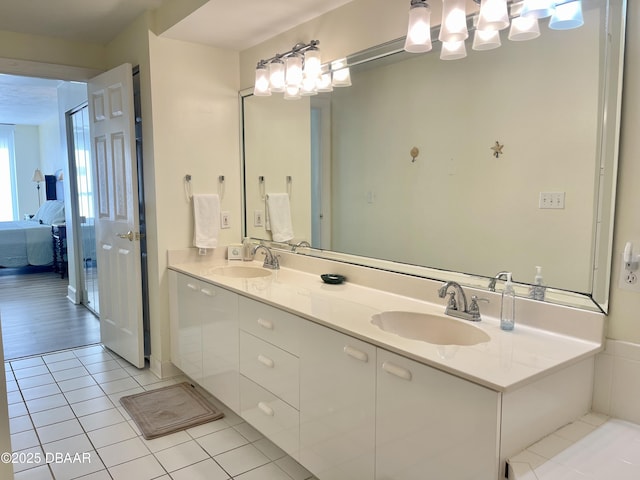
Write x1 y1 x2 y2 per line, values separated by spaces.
0 125 17 221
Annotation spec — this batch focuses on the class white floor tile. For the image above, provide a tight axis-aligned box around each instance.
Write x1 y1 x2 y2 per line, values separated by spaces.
20 383 61 401
30 405 75 428
141 429 192 453
153 439 209 472
108 453 166 480
214 444 270 477
186 419 230 438
73 345 107 358
234 422 263 443
91 367 130 384
57 375 98 392
51 366 90 382
7 389 23 404
16 373 55 390
49 449 104 479
85 360 120 375
42 433 93 457
253 437 287 461
87 421 138 449
196 427 249 457
10 446 47 474
73 469 112 479
10 415 34 434
275 455 314 480
77 407 125 431
100 376 140 395
79 352 115 365
25 394 68 414
170 458 230 480
13 464 54 480
70 395 114 417
8 401 28 418
132 370 162 386
97 437 151 468
36 418 84 444
235 462 293 480
6 379 19 392
13 365 50 379
64 385 105 404
10 357 45 370
11 429 40 451
43 350 77 364
46 358 83 372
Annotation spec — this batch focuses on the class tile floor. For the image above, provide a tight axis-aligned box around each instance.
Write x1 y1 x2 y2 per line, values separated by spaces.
509 412 640 479
5 344 318 480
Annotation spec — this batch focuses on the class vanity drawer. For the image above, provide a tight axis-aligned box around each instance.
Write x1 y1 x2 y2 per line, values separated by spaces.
240 331 299 409
239 296 300 355
240 375 299 459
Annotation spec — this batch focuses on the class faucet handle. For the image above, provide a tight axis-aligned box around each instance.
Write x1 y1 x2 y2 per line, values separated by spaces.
446 291 457 310
468 295 489 320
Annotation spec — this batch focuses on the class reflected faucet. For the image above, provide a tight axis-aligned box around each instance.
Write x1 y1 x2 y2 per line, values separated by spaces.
438 281 485 322
291 240 311 252
252 245 280 270
488 271 510 292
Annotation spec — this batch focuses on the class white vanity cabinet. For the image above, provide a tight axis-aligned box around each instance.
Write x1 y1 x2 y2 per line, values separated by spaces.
376 349 500 480
169 271 240 412
299 320 376 480
238 297 301 458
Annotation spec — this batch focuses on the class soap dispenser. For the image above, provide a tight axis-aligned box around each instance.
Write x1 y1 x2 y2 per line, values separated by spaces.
528 266 546 301
500 272 515 331
242 237 254 261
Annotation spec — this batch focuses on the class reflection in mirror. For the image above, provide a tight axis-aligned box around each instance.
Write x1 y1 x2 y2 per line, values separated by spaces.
241 0 626 313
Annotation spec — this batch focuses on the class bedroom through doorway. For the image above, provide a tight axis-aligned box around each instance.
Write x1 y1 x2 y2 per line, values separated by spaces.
0 74 100 361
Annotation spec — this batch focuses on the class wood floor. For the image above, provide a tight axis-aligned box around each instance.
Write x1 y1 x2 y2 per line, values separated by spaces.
0 270 100 360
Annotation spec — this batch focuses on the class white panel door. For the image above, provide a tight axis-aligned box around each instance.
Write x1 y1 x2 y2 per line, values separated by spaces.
88 63 144 368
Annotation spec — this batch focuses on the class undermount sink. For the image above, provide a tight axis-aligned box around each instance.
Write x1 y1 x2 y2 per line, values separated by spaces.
371 311 490 346
211 266 272 278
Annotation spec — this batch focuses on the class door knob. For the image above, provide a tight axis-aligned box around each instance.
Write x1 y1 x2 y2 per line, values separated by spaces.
116 231 144 241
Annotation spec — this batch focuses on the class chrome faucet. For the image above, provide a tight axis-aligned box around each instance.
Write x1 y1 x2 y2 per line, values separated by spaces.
438 281 485 322
488 271 510 292
252 245 280 270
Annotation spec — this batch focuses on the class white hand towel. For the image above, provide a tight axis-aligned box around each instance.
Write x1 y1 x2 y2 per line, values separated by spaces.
266 193 294 242
193 194 220 249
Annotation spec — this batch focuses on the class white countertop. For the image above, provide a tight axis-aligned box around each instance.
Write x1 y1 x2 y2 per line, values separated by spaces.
169 259 603 393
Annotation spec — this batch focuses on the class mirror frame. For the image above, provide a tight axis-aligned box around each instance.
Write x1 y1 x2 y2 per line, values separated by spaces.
240 0 627 314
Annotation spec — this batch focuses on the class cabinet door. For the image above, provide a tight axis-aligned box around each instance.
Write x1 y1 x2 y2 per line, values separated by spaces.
300 321 376 480
175 274 204 382
201 284 239 413
376 349 500 480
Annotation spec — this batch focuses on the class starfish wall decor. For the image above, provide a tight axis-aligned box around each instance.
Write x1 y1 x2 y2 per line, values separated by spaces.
491 141 504 158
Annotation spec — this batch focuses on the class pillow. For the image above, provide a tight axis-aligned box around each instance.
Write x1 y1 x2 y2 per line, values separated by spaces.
33 200 65 225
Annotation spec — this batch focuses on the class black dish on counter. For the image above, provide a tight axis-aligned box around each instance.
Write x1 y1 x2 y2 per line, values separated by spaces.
321 274 346 285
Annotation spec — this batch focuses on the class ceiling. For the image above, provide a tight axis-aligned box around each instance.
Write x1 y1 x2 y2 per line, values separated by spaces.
0 0 354 125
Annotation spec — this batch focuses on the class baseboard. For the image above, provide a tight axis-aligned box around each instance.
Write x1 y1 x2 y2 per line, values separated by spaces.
66 284 79 304
149 355 182 379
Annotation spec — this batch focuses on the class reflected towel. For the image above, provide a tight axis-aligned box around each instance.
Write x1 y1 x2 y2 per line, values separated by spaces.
193 194 220 249
266 193 294 242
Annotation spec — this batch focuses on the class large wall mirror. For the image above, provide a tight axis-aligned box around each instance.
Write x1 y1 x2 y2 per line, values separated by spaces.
241 0 626 313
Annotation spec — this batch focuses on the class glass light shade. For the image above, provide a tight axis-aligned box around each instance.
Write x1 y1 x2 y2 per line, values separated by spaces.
316 73 334 92
472 29 501 50
284 84 301 100
300 76 318 96
549 1 584 30
404 2 432 53
268 59 285 92
331 59 352 87
253 65 271 96
520 0 556 19
476 0 510 31
285 54 303 87
508 15 541 41
440 40 467 60
303 48 322 79
439 0 468 43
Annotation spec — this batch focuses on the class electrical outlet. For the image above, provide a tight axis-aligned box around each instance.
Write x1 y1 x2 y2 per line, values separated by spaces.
220 211 230 229
254 210 264 227
618 255 640 292
539 192 565 209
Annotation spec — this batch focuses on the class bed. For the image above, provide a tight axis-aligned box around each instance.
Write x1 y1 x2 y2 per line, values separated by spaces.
0 175 65 268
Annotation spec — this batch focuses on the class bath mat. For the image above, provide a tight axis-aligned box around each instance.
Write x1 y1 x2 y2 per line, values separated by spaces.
120 382 224 439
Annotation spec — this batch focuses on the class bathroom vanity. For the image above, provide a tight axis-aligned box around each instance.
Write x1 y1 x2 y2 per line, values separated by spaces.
168 251 604 480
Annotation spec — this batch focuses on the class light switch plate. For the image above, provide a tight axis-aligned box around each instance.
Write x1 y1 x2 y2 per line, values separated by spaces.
220 211 230 229
254 210 264 227
539 192 565 209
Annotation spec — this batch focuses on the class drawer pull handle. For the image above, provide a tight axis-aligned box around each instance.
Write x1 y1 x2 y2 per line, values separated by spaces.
186 283 198 291
382 361 412 381
200 288 215 296
258 402 274 416
257 317 274 330
343 345 368 362
257 354 274 368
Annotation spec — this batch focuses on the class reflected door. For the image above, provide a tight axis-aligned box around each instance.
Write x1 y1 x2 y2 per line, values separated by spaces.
67 104 99 315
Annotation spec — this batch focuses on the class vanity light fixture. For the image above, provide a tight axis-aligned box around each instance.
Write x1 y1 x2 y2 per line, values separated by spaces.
404 0 584 60
253 40 355 98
